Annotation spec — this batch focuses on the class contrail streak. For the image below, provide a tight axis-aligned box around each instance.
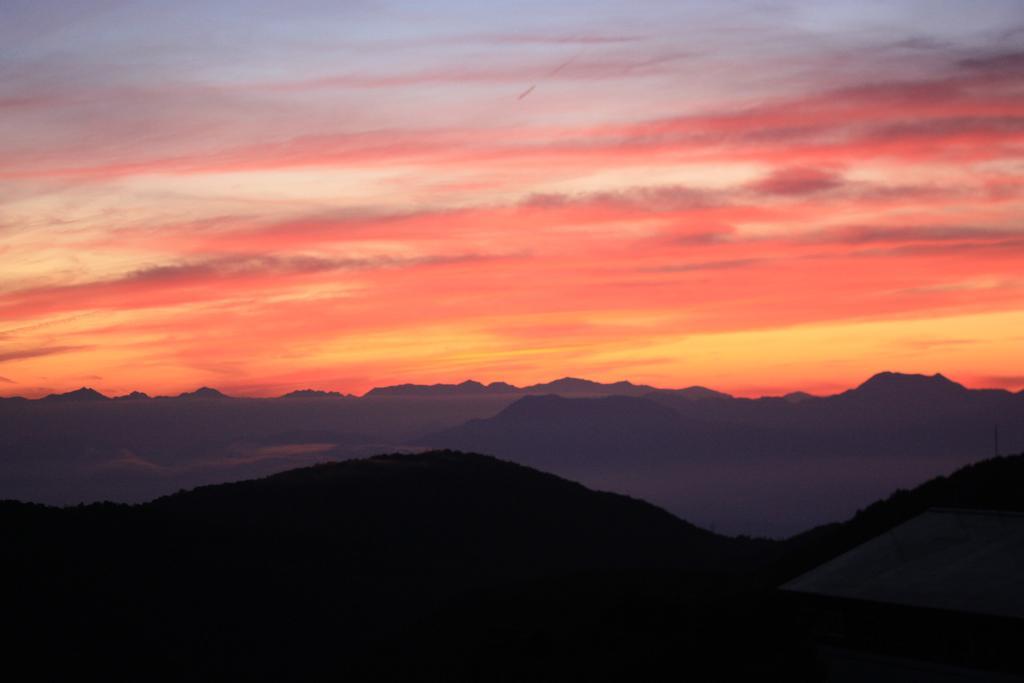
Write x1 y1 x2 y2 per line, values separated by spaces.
517 50 585 100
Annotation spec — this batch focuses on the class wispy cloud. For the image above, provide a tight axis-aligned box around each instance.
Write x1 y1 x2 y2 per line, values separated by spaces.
644 258 763 273
0 345 91 363
749 167 845 196
0 252 518 321
977 374 1024 389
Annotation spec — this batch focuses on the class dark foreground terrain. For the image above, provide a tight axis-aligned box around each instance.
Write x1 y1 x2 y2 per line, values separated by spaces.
4 450 1024 681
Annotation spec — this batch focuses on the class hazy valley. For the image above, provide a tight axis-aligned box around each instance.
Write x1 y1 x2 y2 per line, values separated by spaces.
3 371 1022 535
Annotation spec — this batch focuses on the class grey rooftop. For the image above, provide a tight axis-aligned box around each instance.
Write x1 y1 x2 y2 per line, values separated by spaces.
783 509 1024 620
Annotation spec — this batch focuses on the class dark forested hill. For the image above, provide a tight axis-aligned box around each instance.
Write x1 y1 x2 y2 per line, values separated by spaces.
776 453 1024 581
141 449 758 573
2 450 770 681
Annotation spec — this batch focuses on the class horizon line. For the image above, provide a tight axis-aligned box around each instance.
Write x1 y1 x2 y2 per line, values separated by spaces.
4 370 1021 402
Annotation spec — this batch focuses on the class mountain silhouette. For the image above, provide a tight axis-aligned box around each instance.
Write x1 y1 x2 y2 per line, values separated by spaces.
2 450 773 681
365 380 518 396
425 394 707 470
279 388 351 398
364 377 658 397
657 385 733 401
41 386 109 401
837 371 971 410
174 386 229 399
113 390 150 400
522 377 656 396
852 370 962 394
141 450 760 572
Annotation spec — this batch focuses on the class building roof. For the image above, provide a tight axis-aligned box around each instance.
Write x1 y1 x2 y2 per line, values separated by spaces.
783 509 1024 620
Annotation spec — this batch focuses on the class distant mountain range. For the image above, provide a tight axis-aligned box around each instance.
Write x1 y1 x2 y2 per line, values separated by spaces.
9 370 1022 405
1 371 1021 535
9 370 1022 403
280 388 353 398
17 375 706 400
40 386 110 402
422 372 1024 534
37 385 232 401
395 376 734 399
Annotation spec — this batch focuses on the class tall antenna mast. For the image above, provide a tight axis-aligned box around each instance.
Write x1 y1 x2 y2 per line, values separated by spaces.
994 423 1000 457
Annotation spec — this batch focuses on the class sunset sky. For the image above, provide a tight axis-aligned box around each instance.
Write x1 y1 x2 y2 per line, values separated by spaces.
2 0 1023 397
